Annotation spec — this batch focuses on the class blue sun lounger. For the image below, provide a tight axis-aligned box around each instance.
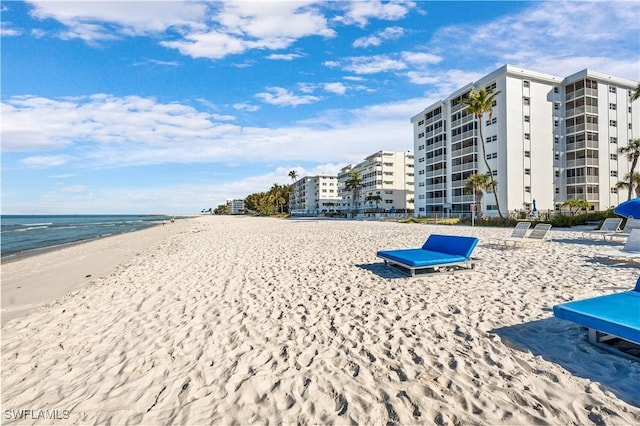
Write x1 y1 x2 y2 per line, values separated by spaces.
377 234 480 277
553 278 640 358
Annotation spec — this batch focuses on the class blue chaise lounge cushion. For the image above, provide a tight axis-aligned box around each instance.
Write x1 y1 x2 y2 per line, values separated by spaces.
553 278 640 345
377 234 479 268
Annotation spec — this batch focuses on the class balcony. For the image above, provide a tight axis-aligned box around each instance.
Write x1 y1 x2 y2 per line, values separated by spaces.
566 140 599 151
451 129 475 144
451 162 477 173
425 113 442 125
565 158 599 168
426 139 446 151
451 114 474 129
424 168 446 178
566 176 600 185
425 182 446 191
452 195 474 203
565 105 598 117
451 145 476 158
425 197 445 205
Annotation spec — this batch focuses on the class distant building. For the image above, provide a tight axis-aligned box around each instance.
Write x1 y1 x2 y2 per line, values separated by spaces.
290 175 342 215
411 64 639 217
226 199 245 215
337 150 415 215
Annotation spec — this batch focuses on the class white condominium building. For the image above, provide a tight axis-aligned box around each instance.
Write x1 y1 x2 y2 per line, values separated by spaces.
226 199 245 215
411 64 639 217
337 150 415 214
290 175 341 215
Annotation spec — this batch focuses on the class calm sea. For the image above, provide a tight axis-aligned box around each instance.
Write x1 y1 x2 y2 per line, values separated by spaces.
1 215 175 259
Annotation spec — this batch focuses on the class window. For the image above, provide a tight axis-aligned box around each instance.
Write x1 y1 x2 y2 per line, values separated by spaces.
523 97 530 105
555 171 560 177
611 171 618 177
610 154 617 160
524 115 530 122
610 120 617 127
554 87 559 94
523 81 530 88
525 168 531 175
492 170 498 176
554 136 559 144
611 187 618 194
554 103 560 110
524 133 530 140
524 151 531 158
630 123 633 130
525 186 531 193
554 119 559 127
609 103 617 110
555 187 560 194
609 86 617 93
610 137 618 144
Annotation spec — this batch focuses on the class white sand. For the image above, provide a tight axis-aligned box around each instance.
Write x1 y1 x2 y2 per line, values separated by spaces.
2 215 639 425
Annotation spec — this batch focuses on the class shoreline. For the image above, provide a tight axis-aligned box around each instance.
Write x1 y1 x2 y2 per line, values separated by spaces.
1 217 197 324
2 216 639 424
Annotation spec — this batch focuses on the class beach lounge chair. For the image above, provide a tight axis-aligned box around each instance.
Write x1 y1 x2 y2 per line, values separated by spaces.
377 234 479 277
553 277 640 359
488 221 531 245
598 228 640 262
604 218 640 241
501 223 552 247
582 218 622 240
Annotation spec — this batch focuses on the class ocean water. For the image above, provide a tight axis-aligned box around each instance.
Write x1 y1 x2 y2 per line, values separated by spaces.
1 215 174 259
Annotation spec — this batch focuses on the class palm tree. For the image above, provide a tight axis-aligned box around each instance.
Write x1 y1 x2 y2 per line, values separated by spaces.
464 173 493 219
462 87 504 218
345 172 363 216
288 170 298 215
562 198 589 216
616 172 640 198
366 194 383 212
619 139 640 200
631 83 640 102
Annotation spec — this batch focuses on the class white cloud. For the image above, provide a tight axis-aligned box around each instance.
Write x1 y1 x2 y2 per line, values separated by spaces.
323 82 347 95
162 1 336 59
337 1 416 27
266 53 304 61
255 87 321 106
20 155 74 168
401 51 441 65
232 102 260 112
2 93 419 172
340 55 407 74
432 1 640 80
353 26 404 48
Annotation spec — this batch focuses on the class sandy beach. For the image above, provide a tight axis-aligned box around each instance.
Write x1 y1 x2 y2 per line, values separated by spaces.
2 215 639 425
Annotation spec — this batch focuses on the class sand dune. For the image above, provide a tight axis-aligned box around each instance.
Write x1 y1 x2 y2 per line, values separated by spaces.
2 216 639 425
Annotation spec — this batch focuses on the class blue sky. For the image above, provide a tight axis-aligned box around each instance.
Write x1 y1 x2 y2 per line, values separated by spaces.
2 0 639 214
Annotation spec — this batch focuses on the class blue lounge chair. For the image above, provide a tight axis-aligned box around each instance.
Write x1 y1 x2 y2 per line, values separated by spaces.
553 278 640 358
377 234 480 277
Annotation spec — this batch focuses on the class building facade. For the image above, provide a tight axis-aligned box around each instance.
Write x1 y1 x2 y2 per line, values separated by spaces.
226 199 245 215
411 65 639 217
337 150 415 214
290 175 341 215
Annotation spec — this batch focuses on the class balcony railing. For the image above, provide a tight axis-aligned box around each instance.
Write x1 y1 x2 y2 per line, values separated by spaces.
565 158 599 168
451 129 476 144
566 140 599 151
425 182 446 191
451 145 476 158
451 114 474 129
566 176 600 185
426 139 446 151
451 161 477 173
424 169 447 178
452 195 474 203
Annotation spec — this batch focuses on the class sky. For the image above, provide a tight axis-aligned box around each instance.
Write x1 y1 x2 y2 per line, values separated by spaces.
1 0 639 215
